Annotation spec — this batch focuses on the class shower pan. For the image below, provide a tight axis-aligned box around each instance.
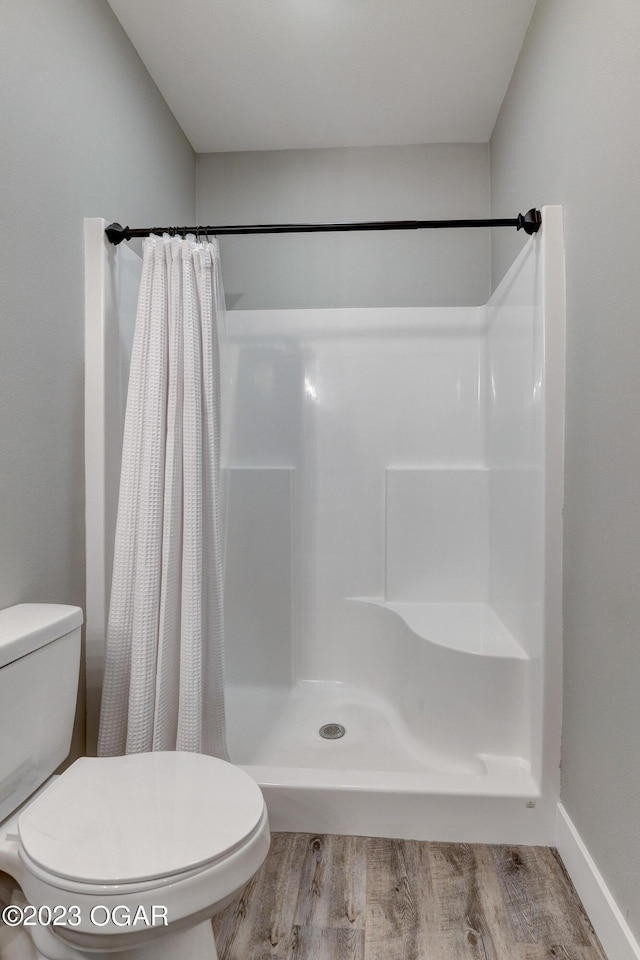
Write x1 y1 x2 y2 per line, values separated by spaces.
85 206 565 844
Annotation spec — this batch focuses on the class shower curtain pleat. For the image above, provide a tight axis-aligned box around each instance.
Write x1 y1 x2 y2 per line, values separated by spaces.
98 234 229 760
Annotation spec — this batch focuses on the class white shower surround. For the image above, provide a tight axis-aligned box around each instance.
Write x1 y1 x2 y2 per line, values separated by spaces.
85 207 565 844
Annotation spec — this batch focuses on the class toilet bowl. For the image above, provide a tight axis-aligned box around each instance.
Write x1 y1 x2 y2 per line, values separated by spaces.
0 605 271 959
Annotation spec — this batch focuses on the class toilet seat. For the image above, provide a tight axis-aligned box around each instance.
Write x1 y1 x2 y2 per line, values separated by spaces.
18 805 271 949
18 752 266 886
18 811 268 896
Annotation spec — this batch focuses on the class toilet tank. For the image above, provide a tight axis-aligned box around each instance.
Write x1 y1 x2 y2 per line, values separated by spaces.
0 604 83 823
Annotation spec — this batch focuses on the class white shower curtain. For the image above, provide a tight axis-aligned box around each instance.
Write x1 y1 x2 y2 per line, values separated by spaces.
98 233 229 760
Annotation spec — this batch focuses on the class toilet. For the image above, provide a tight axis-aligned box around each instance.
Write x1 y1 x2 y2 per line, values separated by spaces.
0 604 270 960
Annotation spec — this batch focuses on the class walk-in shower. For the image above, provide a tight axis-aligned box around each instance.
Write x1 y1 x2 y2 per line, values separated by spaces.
85 206 564 843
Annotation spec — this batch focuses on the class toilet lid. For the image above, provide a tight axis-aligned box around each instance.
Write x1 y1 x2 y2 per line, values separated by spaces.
18 752 265 885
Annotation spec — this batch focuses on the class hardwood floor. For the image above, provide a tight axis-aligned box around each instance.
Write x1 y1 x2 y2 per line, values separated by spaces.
213 833 608 960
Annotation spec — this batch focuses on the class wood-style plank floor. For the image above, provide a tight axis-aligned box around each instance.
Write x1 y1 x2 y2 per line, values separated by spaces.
213 833 608 960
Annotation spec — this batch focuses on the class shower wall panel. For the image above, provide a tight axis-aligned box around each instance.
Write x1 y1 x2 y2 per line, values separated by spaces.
224 307 487 684
385 467 489 602
485 205 565 788
486 266 544 659
224 467 294 688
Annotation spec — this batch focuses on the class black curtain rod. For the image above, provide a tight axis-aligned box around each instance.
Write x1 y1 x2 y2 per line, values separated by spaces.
105 208 542 245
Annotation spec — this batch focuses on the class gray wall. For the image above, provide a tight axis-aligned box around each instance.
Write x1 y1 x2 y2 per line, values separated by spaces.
197 144 490 309
491 0 640 937
0 0 195 754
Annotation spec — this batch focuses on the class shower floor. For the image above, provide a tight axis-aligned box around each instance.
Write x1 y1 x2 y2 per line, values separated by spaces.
225 680 534 792
226 681 461 772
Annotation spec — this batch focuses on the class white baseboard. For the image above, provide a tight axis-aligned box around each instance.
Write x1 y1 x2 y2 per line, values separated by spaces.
556 804 640 960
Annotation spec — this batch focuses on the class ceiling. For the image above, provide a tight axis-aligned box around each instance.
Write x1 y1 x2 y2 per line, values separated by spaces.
107 0 537 154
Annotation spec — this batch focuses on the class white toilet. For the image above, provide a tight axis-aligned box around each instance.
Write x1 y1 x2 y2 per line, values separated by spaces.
0 604 270 960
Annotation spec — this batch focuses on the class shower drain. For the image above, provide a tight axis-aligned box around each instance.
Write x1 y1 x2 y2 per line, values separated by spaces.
319 723 346 739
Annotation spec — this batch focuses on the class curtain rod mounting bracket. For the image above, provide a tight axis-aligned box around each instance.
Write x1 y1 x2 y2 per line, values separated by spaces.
105 223 130 245
517 208 542 235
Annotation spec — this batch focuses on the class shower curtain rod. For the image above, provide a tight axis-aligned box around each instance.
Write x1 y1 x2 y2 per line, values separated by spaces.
105 208 542 244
